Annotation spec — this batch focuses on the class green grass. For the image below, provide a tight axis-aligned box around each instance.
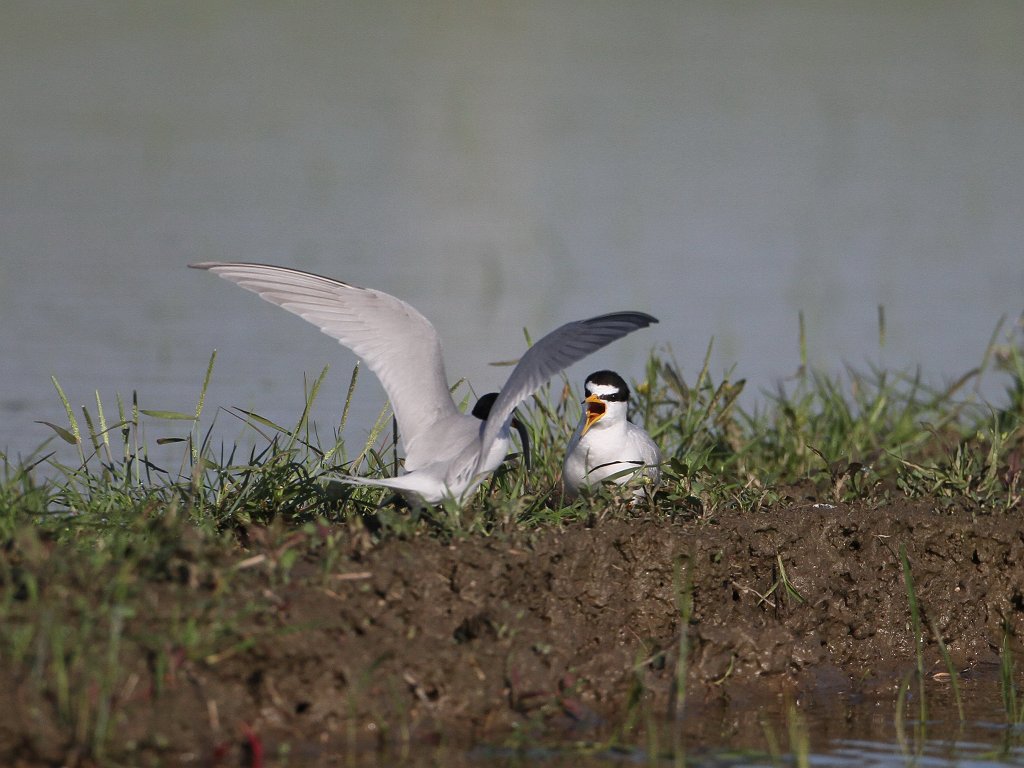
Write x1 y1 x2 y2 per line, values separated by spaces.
2 323 1024 761
11 321 1024 535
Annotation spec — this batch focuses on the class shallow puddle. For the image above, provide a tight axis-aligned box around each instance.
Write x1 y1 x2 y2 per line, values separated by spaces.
372 678 1024 768
467 717 1024 767
133 690 1022 767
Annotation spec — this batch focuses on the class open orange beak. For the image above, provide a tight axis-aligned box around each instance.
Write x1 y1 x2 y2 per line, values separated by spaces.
581 394 607 436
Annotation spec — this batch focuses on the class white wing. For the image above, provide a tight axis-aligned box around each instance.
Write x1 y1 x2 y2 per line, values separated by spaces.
191 263 458 458
477 311 658 473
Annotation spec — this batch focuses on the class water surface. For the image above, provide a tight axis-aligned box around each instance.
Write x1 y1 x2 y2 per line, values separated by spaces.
3 2 1023 460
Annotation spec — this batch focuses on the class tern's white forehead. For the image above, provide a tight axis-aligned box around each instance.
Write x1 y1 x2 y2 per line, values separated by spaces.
586 381 625 398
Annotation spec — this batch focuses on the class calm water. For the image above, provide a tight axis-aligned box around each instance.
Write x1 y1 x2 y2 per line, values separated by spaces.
3 2 1024 462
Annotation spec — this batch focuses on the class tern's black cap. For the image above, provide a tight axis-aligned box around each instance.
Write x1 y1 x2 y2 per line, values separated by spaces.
471 392 499 420
584 370 630 402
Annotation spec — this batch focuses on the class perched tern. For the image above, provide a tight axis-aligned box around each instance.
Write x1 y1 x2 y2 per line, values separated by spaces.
563 370 661 500
191 262 657 506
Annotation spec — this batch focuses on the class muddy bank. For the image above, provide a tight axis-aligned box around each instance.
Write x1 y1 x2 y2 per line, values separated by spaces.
3 496 1023 765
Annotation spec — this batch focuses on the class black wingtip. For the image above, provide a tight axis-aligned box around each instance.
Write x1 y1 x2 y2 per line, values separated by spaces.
585 311 659 328
632 311 658 326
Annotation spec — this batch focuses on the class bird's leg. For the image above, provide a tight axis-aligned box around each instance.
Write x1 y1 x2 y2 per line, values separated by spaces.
352 491 412 536
357 507 384 536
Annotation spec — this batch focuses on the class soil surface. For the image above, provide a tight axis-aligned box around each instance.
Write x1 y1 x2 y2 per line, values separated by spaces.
4 495 1024 765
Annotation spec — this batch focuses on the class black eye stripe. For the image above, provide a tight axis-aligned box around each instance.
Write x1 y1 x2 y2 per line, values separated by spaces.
584 390 628 402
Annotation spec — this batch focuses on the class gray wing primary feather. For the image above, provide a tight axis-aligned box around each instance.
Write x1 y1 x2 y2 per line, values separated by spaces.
477 311 658 471
189 262 459 466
